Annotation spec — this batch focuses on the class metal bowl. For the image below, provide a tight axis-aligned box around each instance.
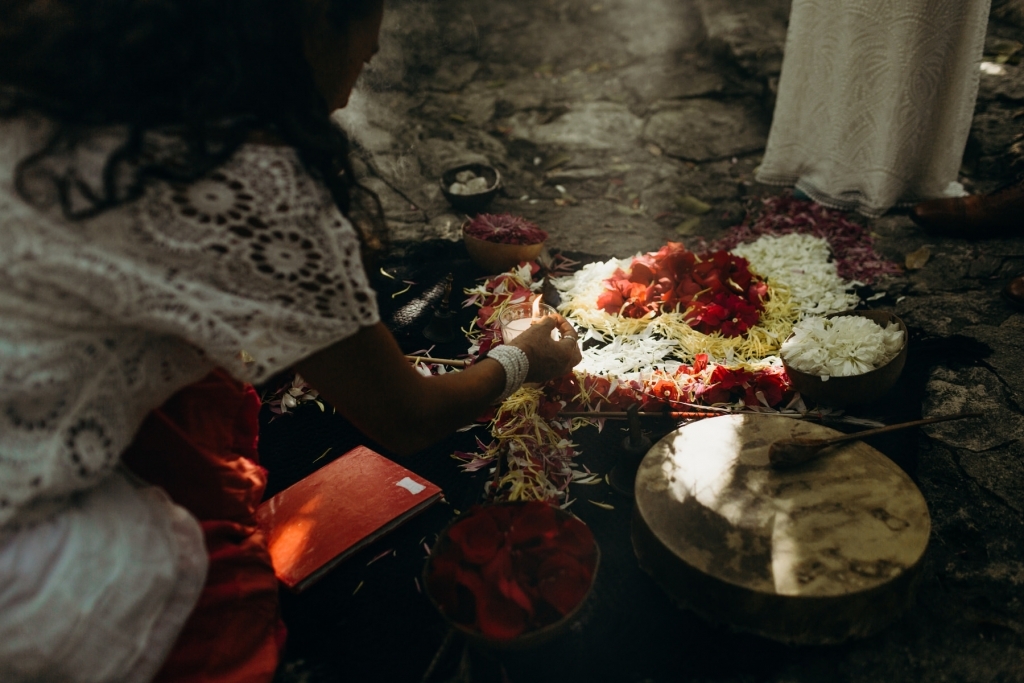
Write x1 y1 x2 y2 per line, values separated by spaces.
782 310 908 407
440 163 502 214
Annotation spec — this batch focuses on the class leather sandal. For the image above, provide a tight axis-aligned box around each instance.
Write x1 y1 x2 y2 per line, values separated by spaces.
910 178 1024 238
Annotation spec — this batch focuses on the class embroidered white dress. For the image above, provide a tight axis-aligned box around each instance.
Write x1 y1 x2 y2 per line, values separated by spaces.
756 0 992 216
0 119 379 682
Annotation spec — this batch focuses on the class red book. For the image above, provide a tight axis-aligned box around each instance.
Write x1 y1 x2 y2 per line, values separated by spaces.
256 445 442 592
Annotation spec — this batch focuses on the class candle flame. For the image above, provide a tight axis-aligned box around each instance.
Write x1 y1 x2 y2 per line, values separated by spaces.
531 294 541 319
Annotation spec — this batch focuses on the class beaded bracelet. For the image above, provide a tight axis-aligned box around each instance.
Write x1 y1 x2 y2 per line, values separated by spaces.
484 345 530 403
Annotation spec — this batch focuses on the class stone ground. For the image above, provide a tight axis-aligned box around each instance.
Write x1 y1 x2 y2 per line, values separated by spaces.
291 0 1024 680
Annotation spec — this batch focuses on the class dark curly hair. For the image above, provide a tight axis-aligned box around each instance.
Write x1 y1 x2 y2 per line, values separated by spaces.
0 0 386 250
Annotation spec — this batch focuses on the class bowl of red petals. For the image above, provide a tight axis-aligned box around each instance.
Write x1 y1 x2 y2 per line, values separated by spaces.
441 162 502 213
463 213 549 274
424 501 599 650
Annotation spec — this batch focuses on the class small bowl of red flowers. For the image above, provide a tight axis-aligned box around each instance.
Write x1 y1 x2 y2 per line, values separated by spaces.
423 500 600 651
441 162 502 214
463 213 549 274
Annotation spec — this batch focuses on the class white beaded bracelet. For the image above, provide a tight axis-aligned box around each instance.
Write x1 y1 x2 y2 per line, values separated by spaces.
484 345 530 403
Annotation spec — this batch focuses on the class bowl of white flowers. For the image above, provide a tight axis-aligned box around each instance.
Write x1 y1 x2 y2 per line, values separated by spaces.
780 310 908 406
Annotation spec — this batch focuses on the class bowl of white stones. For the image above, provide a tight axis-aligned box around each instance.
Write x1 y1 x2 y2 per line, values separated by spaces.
440 163 501 214
780 310 908 407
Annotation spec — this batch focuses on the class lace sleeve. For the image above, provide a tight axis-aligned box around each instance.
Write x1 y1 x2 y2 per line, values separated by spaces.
0 139 379 529
122 143 381 382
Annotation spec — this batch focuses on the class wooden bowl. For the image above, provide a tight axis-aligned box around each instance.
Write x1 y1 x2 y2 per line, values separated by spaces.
423 502 600 652
440 163 501 214
782 310 908 407
463 232 545 274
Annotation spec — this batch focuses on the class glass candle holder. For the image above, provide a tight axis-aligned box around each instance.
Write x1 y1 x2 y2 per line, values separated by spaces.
498 302 560 343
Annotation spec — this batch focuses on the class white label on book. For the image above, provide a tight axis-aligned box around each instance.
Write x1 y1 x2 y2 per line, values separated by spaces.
396 477 426 495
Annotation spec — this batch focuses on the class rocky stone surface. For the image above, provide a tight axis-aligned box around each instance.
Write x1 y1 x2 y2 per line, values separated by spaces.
278 0 1024 680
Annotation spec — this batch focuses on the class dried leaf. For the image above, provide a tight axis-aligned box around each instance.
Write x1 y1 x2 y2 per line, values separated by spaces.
905 246 931 270
615 204 645 216
674 216 701 235
543 153 573 171
588 500 615 510
674 195 712 215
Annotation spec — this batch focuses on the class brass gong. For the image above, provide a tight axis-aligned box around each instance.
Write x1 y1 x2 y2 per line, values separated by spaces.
632 414 930 644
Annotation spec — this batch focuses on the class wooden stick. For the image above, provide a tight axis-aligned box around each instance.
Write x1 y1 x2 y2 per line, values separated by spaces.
557 410 823 421
769 411 983 468
557 410 724 420
405 355 472 368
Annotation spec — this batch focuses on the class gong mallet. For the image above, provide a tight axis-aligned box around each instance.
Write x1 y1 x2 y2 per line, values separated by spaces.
769 411 982 469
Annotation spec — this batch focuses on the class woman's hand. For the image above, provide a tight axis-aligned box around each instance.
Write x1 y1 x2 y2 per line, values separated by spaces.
295 315 583 456
507 313 582 383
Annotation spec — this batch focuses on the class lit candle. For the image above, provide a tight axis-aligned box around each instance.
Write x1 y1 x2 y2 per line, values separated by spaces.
501 317 534 341
499 298 561 343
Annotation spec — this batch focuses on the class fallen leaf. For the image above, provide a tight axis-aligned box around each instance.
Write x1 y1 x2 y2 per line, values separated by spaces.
905 246 931 270
674 195 711 215
543 153 573 171
675 217 701 235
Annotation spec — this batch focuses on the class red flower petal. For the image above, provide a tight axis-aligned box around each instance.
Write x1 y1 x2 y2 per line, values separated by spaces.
447 511 502 565
426 550 461 615
476 588 529 640
537 553 592 616
555 516 596 560
508 501 559 546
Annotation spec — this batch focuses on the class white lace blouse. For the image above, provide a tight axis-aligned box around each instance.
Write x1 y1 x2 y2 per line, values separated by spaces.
0 119 380 681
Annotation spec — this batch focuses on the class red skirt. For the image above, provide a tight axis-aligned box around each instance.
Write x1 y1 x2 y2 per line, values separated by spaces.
123 369 285 683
